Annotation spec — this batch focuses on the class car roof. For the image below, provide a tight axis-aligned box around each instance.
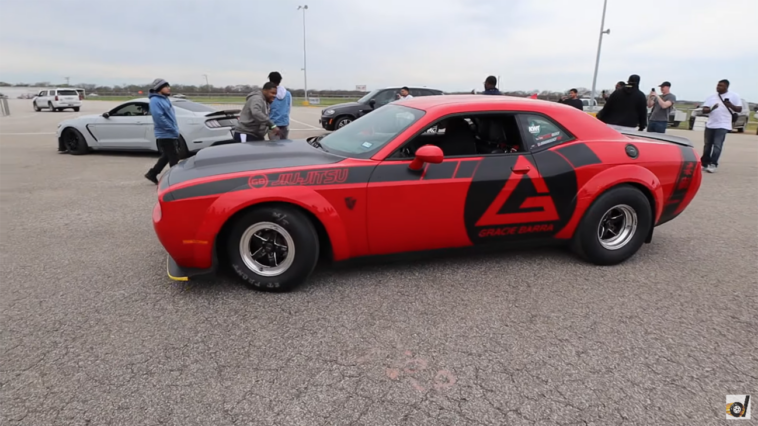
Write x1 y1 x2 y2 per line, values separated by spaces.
123 97 194 103
398 94 565 112
380 86 443 91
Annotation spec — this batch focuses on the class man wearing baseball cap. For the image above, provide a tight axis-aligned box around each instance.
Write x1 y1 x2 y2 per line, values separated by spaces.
144 78 180 184
647 81 676 133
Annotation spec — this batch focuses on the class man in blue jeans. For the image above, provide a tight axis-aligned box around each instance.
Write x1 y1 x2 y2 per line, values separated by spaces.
144 78 180 184
699 79 742 173
646 81 676 133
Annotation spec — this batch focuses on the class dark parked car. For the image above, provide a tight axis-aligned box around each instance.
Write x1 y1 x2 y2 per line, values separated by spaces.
319 86 444 130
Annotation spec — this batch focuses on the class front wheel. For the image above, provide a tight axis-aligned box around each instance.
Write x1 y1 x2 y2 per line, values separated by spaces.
334 116 353 129
227 206 319 292
33 102 41 112
62 128 89 155
571 185 652 265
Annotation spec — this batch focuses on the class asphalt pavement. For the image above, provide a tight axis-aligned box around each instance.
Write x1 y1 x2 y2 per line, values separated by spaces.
1 99 756 426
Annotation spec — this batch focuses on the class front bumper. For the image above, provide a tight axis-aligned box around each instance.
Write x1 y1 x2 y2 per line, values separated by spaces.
166 254 215 281
319 116 335 130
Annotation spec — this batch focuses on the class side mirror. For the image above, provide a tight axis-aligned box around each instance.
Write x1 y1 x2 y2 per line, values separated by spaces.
102 112 110 118
369 99 376 109
409 145 444 171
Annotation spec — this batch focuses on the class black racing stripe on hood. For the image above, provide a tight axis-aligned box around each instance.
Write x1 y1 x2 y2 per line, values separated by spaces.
163 165 377 202
168 139 347 186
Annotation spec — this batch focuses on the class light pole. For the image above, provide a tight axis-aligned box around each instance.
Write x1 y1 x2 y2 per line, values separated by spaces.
297 5 309 102
202 74 210 95
590 0 610 107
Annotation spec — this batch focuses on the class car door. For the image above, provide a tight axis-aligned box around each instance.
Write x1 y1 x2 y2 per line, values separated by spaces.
365 112 545 256
87 102 152 149
36 91 48 107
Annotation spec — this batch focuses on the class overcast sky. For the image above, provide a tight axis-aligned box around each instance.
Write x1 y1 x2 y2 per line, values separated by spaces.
1 0 756 101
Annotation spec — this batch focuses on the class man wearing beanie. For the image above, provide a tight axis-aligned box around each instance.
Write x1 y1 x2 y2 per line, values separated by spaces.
596 74 648 131
144 78 180 184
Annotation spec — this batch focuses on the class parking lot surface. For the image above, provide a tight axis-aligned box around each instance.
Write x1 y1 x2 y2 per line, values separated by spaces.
1 100 757 425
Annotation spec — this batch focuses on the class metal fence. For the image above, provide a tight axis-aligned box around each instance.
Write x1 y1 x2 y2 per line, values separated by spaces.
0 96 10 116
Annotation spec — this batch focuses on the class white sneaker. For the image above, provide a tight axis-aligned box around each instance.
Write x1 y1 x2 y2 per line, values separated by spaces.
706 164 717 173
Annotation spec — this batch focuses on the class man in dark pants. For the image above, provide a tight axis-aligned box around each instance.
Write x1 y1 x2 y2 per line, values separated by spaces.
699 79 742 173
232 82 280 142
144 79 180 184
558 88 583 110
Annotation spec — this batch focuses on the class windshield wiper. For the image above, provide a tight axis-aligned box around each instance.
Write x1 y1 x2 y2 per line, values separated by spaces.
307 136 329 152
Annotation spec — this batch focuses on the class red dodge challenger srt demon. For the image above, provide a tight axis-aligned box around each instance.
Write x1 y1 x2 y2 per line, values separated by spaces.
153 95 702 292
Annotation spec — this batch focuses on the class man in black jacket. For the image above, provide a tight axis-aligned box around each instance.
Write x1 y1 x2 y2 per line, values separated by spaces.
558 88 583 110
596 74 648 131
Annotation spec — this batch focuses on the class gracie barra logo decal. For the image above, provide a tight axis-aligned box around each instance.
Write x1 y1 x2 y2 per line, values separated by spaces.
463 151 579 244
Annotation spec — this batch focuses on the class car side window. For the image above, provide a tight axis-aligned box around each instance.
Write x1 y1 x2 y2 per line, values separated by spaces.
409 89 424 97
39 91 46 96
388 112 526 159
373 90 396 107
518 113 574 151
110 103 149 117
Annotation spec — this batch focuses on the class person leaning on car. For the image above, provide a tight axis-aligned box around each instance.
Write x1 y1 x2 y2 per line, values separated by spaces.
144 78 180 185
232 82 280 142
596 74 648 131
646 81 676 134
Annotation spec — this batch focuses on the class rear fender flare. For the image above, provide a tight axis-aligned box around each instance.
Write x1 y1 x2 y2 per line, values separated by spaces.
197 187 350 260
555 165 663 239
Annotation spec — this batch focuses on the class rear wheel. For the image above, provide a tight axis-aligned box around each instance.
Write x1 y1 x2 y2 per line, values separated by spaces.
737 125 745 133
73 107 80 112
227 206 319 292
48 102 56 112
62 128 89 155
571 185 652 265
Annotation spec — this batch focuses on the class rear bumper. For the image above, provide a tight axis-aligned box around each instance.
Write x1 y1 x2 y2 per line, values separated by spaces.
52 101 82 108
167 254 216 281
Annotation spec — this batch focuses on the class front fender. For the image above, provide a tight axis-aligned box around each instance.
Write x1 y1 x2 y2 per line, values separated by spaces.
195 186 351 262
555 165 663 239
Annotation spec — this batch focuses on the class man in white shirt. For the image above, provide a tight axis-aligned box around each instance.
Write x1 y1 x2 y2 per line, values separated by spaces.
699 79 742 173
395 87 413 102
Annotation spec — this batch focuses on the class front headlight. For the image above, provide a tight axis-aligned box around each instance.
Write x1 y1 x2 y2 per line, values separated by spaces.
324 109 335 116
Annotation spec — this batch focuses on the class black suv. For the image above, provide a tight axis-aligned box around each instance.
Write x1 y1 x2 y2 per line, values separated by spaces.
319 86 444 130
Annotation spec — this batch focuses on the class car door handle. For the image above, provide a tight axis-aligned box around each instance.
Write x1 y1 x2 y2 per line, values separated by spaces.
511 165 531 174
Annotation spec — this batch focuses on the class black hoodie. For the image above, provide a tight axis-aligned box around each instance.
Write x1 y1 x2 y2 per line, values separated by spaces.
596 83 648 130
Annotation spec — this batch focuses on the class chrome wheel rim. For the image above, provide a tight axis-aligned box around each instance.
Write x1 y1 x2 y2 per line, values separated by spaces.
337 118 351 128
597 204 637 250
239 222 295 277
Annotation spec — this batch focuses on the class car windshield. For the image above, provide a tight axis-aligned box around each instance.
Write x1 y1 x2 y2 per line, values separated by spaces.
357 89 382 104
171 100 217 112
319 104 425 158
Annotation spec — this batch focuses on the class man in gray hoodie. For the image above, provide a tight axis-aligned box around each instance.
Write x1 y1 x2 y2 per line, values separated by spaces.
232 82 280 142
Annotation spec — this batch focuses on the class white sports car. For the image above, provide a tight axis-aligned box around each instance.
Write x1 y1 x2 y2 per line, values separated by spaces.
56 98 240 156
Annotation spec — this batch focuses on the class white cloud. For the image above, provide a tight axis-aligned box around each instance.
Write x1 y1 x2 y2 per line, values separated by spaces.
0 0 756 100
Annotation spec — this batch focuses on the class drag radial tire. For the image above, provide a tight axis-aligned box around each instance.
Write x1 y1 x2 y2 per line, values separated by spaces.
227 206 319 292
571 185 652 266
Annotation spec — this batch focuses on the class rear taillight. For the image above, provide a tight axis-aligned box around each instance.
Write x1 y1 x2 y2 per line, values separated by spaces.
55 96 59 101
205 117 239 128
79 94 83 100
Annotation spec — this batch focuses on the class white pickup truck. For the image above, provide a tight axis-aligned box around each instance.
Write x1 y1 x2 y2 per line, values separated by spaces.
687 98 750 133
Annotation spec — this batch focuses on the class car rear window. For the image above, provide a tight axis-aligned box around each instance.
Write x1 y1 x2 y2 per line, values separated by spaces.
58 90 78 96
172 100 217 112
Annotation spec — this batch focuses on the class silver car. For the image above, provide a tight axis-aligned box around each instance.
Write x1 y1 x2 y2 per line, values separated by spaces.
56 98 240 156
